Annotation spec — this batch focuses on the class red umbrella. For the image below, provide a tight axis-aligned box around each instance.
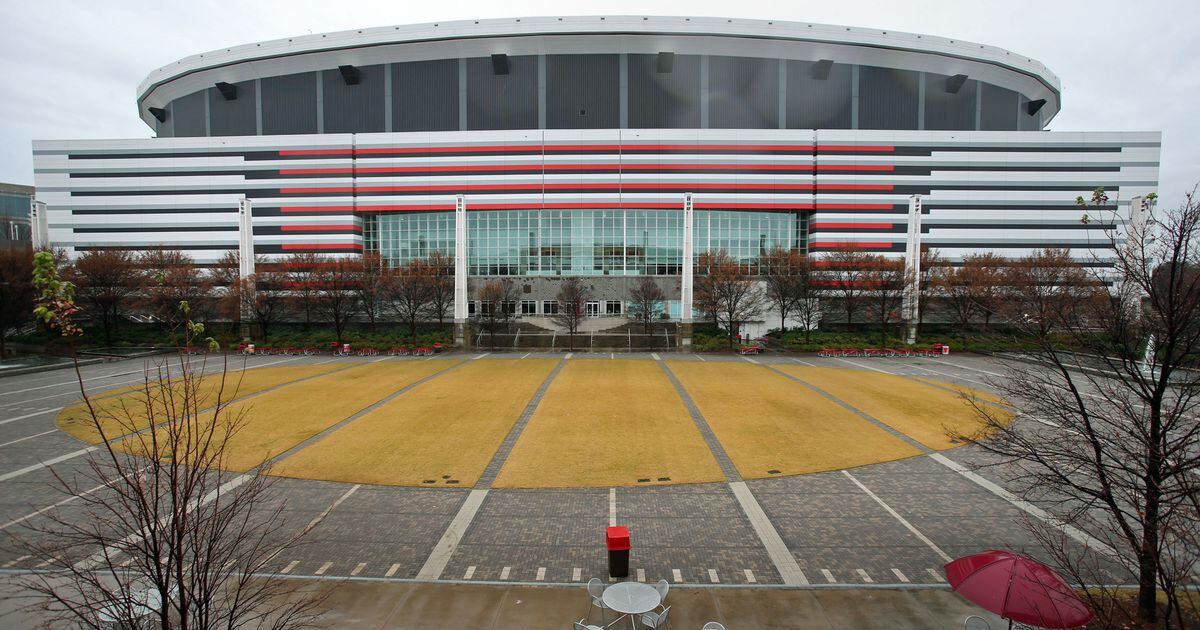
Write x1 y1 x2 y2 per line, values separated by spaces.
945 551 1094 629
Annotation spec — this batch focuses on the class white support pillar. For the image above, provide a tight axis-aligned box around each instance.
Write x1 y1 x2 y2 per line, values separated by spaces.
902 194 922 345
237 198 255 279
30 201 49 250
453 195 468 345
680 193 695 324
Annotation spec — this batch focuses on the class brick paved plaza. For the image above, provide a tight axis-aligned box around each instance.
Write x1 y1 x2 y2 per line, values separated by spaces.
0 351 1127 625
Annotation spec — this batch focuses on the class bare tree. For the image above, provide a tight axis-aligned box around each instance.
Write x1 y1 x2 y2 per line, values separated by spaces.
824 248 873 328
354 252 391 331
424 252 455 326
219 263 289 342
18 252 321 629
917 248 945 336
311 256 359 345
283 253 320 328
0 246 34 359
692 251 723 330
962 187 1200 624
761 247 802 332
790 254 828 343
697 250 765 347
138 250 212 334
552 277 590 351
476 278 518 349
70 249 141 344
861 255 908 345
388 258 432 340
626 277 665 334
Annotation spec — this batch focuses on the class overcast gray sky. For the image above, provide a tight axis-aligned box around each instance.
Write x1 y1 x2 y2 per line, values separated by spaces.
2 0 1196 204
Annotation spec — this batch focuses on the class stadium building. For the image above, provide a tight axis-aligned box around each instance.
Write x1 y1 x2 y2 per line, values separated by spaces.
32 16 1160 336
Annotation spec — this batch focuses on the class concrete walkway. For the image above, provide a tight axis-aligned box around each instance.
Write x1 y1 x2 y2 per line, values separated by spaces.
300 581 1004 628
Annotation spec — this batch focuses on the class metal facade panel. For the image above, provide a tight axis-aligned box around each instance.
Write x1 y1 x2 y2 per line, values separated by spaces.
546 54 620 129
322 64 386 133
393 58 460 131
785 60 853 130
465 55 538 131
857 66 920 130
170 91 207 137
261 72 318 135
707 56 779 129
980 83 1019 131
923 75 976 131
627 53 701 129
208 80 257 136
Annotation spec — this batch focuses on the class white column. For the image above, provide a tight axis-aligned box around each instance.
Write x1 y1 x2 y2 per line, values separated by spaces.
902 195 922 344
454 195 468 322
237 198 255 279
30 200 49 250
680 193 694 323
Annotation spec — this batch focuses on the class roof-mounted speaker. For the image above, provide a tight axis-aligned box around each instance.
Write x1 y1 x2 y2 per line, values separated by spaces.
148 107 167 123
491 54 509 75
812 59 834 80
215 82 237 101
945 74 969 94
1026 99 1047 115
656 52 674 73
338 65 360 85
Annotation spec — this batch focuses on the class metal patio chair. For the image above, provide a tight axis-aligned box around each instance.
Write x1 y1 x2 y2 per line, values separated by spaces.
639 605 671 628
586 578 609 625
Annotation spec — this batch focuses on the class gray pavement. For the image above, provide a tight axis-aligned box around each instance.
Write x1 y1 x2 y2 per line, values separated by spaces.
0 350 1128 625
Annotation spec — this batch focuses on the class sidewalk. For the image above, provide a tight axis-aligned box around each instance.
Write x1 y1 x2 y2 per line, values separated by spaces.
301 581 1003 628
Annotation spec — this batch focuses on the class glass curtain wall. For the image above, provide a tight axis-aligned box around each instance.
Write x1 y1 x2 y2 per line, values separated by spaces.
365 209 807 276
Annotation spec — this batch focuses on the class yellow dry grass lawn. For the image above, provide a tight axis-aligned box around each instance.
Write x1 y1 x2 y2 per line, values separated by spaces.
774 366 1012 449
667 362 920 479
493 360 724 488
119 359 460 471
58 363 345 444
272 359 557 487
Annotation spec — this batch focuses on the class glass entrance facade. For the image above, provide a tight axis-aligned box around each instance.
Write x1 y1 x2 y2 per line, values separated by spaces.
364 209 808 275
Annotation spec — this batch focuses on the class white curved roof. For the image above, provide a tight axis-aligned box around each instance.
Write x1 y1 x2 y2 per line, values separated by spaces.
136 15 1062 128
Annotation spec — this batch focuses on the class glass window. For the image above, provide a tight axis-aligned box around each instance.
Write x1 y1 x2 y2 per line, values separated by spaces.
543 300 559 315
586 300 601 316
521 300 537 314
606 300 622 315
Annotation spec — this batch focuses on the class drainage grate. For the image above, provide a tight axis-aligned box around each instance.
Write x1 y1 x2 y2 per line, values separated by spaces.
657 477 671 482
637 478 650 483
422 480 436 484
767 469 781 475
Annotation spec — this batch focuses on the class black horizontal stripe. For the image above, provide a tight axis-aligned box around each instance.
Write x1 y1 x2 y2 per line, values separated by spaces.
76 245 235 251
73 226 235 233
73 207 238 215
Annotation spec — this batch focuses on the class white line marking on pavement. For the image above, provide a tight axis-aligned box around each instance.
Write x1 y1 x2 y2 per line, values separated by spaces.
608 487 617 526
565 353 573 360
301 484 360 534
636 568 646 582
2 555 30 568
856 569 874 583
464 566 476 580
821 569 836 583
927 568 945 583
729 481 809 585
314 561 332 575
385 563 400 577
0 446 99 483
313 357 339 364
34 557 58 569
791 358 817 366
521 353 531 359
0 408 56 425
908 363 991 387
842 470 952 562
536 567 546 581
573 567 582 581
0 369 146 396
651 353 661 361
500 566 511 580
833 357 893 374
695 354 706 361
741 356 759 364
280 560 299 574
708 569 719 583
672 568 683 582
610 353 614 360
744 569 756 583
370 356 390 363
938 358 1006 378
0 428 57 448
0 465 152 532
417 489 489 580
927 452 1118 557
473 353 489 360
892 568 909 583
351 562 366 576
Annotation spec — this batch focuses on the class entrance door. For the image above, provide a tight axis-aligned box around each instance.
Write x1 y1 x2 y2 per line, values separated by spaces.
586 300 601 316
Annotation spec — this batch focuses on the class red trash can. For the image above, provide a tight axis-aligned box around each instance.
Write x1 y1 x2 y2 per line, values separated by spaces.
606 525 630 578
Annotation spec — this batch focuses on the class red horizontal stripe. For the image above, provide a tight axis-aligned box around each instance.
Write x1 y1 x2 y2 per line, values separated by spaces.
280 243 362 251
279 183 891 194
810 241 895 249
277 163 895 176
277 143 895 157
811 222 895 230
280 224 360 232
